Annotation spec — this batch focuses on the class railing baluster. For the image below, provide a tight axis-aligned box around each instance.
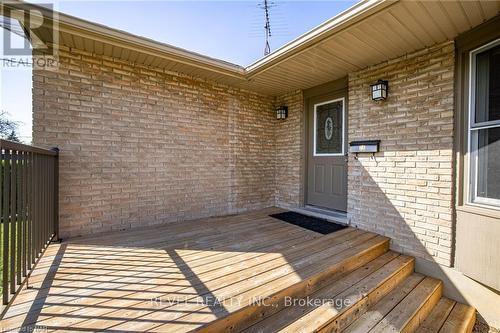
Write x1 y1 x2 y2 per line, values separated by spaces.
40 155 44 246
49 157 54 238
42 155 45 245
2 148 10 305
37 154 41 259
46 157 50 240
16 151 22 285
29 152 34 266
27 152 32 270
44 156 48 242
22 151 27 278
34 153 39 260
10 149 17 294
53 149 59 240
0 147 2 302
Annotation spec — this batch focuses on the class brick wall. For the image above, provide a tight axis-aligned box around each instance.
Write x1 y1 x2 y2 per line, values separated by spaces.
347 41 455 266
33 41 457 266
33 47 276 238
274 90 304 208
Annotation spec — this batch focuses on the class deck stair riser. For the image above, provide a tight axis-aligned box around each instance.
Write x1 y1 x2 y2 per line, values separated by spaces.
143 231 386 332
415 297 476 333
233 249 474 333
196 234 390 333
239 253 414 333
339 275 474 333
343 273 427 333
1 208 477 333
320 255 416 333
365 277 443 333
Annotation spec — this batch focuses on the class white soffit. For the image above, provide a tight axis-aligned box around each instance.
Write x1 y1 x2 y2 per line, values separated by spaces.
5 0 500 95
247 0 500 94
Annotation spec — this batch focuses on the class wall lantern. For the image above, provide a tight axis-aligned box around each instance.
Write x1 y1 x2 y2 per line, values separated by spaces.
276 106 288 120
370 80 388 101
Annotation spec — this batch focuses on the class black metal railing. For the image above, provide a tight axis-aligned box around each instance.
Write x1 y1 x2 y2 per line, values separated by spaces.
0 139 58 307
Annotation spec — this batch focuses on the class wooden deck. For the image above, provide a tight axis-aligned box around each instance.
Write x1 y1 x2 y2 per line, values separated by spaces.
0 208 475 333
0 208 365 332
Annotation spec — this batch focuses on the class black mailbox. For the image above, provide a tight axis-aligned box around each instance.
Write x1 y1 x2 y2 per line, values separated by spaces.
349 140 380 158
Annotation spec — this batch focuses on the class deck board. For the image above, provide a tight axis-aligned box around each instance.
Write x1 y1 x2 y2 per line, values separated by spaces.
415 297 456 333
241 251 403 333
1 208 379 333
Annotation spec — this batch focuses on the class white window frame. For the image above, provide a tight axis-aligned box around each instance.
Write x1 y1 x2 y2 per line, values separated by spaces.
468 37 500 208
313 97 345 157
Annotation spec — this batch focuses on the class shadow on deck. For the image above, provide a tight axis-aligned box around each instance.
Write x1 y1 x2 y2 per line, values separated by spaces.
2 207 365 332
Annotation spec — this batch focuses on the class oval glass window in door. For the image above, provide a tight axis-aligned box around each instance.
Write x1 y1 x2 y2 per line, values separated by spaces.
314 99 344 155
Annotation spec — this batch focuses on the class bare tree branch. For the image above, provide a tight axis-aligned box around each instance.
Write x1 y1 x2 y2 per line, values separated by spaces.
0 110 21 142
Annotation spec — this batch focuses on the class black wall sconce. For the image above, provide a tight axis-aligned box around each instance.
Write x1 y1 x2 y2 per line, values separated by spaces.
276 106 288 120
370 80 388 101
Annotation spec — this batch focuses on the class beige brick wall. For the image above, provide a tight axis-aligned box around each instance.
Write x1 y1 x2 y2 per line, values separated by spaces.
275 90 304 208
33 41 457 267
347 41 455 266
33 47 276 238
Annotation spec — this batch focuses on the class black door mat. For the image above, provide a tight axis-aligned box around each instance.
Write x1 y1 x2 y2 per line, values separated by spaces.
269 211 348 235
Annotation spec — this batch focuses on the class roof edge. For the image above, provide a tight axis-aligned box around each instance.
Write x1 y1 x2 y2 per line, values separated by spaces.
4 0 246 77
244 0 395 74
3 0 399 83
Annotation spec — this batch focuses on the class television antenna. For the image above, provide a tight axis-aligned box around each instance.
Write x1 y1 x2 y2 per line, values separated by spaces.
259 0 274 56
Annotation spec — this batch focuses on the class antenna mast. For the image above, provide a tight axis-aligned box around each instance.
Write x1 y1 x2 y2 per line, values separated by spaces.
263 0 271 56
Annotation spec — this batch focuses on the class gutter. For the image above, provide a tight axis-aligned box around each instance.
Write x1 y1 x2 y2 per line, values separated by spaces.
54 11 247 76
3 0 396 80
3 0 246 78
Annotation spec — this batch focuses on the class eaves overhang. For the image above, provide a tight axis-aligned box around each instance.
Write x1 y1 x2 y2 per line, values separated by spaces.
2 0 499 96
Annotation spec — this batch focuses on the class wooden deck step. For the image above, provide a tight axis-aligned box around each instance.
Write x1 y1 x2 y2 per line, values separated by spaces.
344 274 442 332
182 233 391 333
355 276 442 333
415 298 456 333
1 209 478 333
342 273 426 333
239 252 414 333
416 298 476 333
34 230 388 333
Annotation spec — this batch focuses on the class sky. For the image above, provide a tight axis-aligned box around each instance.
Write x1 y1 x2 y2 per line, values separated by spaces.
1 0 357 143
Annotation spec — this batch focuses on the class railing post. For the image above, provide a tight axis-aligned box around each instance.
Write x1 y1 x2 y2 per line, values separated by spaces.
52 147 59 242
